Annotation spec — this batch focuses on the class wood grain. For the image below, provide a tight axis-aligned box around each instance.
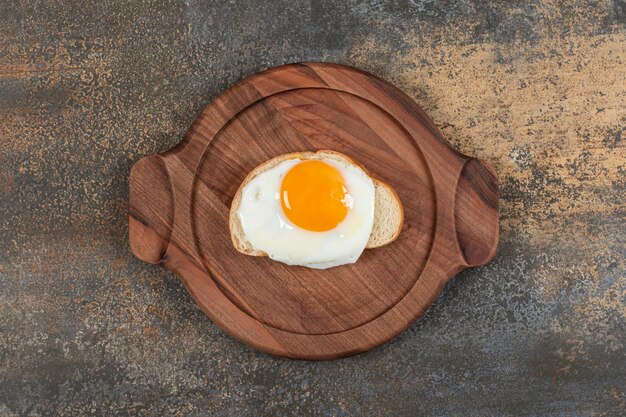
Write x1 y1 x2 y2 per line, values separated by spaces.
128 63 499 359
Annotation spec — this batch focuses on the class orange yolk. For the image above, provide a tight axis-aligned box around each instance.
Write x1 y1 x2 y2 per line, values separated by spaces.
280 160 350 232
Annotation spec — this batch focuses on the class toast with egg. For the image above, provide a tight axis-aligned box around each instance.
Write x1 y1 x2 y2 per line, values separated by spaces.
229 150 404 257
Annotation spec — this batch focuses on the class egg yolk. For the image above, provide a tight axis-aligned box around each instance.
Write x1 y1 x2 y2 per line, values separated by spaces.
280 160 350 232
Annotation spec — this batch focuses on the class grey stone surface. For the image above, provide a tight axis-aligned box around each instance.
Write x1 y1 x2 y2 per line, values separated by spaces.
1 1 625 416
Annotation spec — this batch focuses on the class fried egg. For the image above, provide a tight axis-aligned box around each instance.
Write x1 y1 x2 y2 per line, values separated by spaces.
236 155 375 269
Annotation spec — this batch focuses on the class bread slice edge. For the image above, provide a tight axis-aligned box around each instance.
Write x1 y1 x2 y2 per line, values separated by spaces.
229 150 404 257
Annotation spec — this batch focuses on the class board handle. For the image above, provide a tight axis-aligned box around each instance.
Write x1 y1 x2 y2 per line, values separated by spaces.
454 158 499 268
129 155 174 264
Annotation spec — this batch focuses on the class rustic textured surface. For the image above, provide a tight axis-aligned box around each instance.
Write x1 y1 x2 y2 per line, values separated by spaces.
1 0 624 415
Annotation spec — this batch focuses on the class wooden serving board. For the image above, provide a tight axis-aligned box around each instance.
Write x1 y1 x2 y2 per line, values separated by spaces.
129 63 499 360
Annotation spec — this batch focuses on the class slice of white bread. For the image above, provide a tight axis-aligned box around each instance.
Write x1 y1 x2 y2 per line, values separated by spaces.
229 150 404 257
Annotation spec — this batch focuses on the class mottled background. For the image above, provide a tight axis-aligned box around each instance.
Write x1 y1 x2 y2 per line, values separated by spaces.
1 0 625 416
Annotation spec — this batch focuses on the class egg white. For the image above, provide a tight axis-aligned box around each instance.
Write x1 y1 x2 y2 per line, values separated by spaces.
237 157 375 269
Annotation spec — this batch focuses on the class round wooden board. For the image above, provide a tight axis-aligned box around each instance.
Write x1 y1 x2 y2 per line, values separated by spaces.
129 63 499 360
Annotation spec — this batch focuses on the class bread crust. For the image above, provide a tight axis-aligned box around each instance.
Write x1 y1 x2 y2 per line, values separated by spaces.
229 150 404 257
